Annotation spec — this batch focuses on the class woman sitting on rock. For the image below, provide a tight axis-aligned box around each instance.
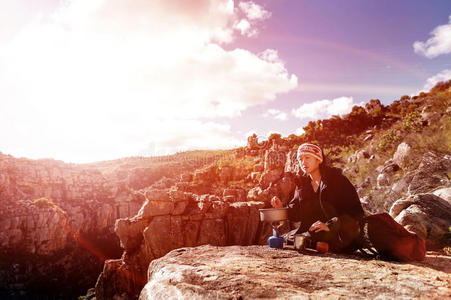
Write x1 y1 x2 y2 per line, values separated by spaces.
271 143 364 253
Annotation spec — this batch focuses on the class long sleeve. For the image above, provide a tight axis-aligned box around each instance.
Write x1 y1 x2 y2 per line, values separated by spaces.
337 174 364 221
287 186 302 222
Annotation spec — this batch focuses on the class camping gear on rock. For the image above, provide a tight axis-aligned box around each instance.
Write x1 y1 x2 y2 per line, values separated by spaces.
358 213 426 262
259 208 288 249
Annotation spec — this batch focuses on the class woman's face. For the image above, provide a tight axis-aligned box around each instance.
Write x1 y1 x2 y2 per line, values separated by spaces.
299 154 321 174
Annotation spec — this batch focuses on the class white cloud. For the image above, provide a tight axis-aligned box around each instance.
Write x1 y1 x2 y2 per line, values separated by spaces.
292 97 363 120
234 1 270 37
413 15 451 58
0 0 297 163
138 120 242 156
239 1 271 21
234 19 256 37
263 109 288 121
420 69 451 92
295 127 305 136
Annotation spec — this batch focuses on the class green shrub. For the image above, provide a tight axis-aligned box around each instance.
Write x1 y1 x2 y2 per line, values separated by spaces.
402 111 422 132
376 129 402 153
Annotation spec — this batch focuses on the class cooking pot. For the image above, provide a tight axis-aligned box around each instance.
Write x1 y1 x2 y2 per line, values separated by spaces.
258 207 288 222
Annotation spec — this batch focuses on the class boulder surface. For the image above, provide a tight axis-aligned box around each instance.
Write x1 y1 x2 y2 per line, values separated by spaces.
140 245 451 300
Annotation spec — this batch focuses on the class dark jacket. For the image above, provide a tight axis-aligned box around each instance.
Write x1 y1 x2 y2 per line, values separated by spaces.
288 165 364 252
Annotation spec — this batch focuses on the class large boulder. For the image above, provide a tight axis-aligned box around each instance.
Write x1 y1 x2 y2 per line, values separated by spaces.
433 187 451 204
389 193 451 249
139 245 451 300
393 142 412 169
408 152 451 195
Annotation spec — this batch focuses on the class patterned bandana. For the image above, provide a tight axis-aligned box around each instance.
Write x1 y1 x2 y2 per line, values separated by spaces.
297 143 323 163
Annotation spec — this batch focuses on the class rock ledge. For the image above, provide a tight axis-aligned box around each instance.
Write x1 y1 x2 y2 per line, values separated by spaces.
140 245 450 299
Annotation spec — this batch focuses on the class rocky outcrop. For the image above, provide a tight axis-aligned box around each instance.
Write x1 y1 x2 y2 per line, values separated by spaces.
393 142 412 169
139 245 451 300
408 152 451 195
259 148 286 189
0 153 193 298
362 150 451 213
95 188 265 300
390 193 451 249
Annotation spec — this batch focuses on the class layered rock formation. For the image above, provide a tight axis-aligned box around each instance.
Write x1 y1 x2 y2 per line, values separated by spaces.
94 141 451 299
140 245 451 299
0 153 201 298
95 188 265 299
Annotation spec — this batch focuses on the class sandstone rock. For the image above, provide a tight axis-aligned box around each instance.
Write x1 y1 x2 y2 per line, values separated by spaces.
358 149 370 159
222 187 246 202
197 218 226 246
223 195 236 202
204 201 229 219
181 219 201 247
433 187 451 204
208 195 220 202
253 163 264 172
246 133 259 150
142 215 184 259
259 168 284 189
365 99 383 113
137 199 174 218
179 173 192 182
218 166 234 183
140 245 451 300
377 173 390 188
168 190 191 202
115 218 149 252
378 160 400 174
144 189 170 202
393 142 412 169
95 259 140 300
421 105 440 125
172 201 189 215
391 171 415 194
390 193 451 249
226 202 265 246
408 152 451 195
284 149 300 174
193 165 217 183
263 149 286 171
247 186 264 202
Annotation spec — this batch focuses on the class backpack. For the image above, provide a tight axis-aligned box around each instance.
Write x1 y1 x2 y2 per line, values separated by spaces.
358 213 426 262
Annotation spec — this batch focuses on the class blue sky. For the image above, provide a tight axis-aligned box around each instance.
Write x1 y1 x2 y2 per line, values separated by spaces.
226 0 451 138
0 0 450 162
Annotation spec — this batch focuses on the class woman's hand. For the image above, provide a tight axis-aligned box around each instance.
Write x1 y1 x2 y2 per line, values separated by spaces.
309 220 330 233
271 196 283 208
